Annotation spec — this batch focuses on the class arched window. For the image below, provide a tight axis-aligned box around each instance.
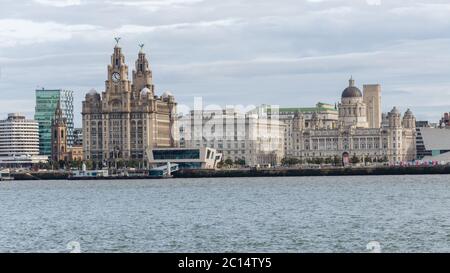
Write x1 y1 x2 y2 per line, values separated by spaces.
112 100 122 112
61 130 64 139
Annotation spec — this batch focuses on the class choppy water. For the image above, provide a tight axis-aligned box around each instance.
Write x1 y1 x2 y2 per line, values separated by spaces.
1 175 450 253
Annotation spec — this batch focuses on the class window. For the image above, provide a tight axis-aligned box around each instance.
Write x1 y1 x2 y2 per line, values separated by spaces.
152 149 200 160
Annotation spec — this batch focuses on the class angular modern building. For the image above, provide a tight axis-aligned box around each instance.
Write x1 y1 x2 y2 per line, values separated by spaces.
82 41 178 167
146 147 222 170
0 113 48 167
415 127 450 160
35 88 74 155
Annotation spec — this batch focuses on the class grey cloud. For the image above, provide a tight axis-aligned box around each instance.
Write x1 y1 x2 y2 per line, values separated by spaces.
0 0 449 126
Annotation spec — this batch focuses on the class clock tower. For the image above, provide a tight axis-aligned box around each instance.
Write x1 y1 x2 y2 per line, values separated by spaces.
82 38 178 167
104 38 132 99
101 38 133 162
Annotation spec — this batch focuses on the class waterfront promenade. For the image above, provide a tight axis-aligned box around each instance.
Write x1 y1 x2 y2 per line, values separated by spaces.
6 166 450 181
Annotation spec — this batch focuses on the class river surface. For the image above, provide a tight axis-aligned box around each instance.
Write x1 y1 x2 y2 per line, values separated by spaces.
1 175 450 253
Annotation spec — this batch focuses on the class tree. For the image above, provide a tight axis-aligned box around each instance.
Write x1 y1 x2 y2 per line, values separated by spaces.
281 157 300 166
116 160 125 169
85 160 94 170
234 159 246 166
57 160 66 170
333 155 342 166
351 154 360 164
324 157 333 164
224 158 234 166
307 157 324 165
127 160 140 168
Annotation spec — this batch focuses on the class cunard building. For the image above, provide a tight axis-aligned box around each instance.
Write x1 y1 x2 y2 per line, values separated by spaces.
82 40 178 166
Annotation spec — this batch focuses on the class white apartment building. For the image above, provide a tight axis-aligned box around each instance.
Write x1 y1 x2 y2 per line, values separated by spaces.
179 107 285 167
0 113 48 167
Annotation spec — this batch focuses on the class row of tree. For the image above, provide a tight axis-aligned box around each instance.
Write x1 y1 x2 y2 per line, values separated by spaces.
281 155 389 166
33 159 149 171
32 155 388 171
218 158 246 168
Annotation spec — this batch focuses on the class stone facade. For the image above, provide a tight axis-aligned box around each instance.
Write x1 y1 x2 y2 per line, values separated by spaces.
253 103 339 157
51 102 68 162
363 84 382 129
287 78 416 163
67 146 83 162
179 108 285 167
82 42 178 166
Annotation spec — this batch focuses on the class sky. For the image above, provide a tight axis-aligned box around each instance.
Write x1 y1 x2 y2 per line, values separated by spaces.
1 0 450 127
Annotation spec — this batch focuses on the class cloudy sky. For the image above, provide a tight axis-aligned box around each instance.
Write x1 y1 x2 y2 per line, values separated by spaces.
1 0 450 126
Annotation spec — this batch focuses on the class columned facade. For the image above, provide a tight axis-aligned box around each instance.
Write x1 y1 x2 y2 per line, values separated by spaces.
289 78 416 163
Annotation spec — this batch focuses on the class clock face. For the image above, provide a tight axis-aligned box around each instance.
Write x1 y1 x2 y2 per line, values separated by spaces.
112 72 121 83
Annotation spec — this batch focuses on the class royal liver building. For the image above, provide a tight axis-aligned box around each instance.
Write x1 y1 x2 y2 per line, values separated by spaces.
82 40 178 165
288 78 416 163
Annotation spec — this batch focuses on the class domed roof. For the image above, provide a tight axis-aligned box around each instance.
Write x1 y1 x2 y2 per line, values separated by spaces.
342 77 362 98
88 88 98 96
390 106 400 114
162 91 173 98
140 87 151 96
404 108 413 116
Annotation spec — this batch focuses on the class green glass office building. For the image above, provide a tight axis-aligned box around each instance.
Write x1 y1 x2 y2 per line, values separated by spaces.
35 89 74 156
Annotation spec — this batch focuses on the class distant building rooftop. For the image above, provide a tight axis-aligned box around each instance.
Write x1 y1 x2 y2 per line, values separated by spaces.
257 102 337 115
420 128 450 150
422 151 450 163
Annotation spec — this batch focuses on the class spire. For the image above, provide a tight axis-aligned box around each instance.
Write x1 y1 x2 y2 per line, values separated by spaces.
53 100 65 125
55 101 62 118
349 76 355 87
135 45 150 73
114 37 121 48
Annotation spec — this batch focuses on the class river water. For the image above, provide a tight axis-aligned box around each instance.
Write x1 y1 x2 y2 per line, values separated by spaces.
1 175 450 253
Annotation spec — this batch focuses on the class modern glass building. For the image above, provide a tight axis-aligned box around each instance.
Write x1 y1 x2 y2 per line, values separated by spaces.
146 147 222 170
35 89 74 155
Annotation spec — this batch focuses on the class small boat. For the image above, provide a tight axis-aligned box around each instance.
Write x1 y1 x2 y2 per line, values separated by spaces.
0 169 14 181
149 163 179 178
